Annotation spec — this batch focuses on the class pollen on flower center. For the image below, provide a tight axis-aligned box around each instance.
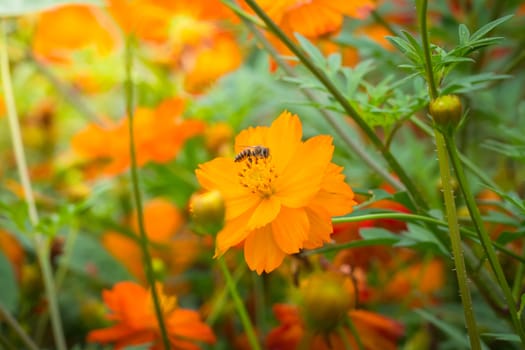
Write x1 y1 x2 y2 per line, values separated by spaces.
238 156 277 197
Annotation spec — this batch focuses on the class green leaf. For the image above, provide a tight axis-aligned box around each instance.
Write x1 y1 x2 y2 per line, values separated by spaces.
0 0 102 16
63 234 133 285
295 33 326 68
481 333 520 343
359 227 400 243
414 309 470 349
458 24 470 45
0 251 18 313
395 223 449 255
469 14 513 41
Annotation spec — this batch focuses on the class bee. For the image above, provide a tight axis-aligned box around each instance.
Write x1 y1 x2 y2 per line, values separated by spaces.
234 145 270 162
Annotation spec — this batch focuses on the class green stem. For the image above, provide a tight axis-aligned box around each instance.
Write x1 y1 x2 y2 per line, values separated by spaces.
417 1 480 347
435 131 481 350
512 244 525 301
0 303 39 350
417 0 439 99
330 212 524 263
124 35 170 349
0 19 66 350
445 134 525 344
206 264 245 325
243 0 428 212
217 257 261 350
345 316 364 350
338 325 354 350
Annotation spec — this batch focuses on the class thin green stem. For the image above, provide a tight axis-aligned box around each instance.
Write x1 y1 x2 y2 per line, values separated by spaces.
445 134 525 344
124 35 170 349
243 0 428 212
435 131 481 350
0 19 66 350
512 244 525 300
0 303 39 350
417 0 438 99
331 212 523 262
345 316 364 350
206 264 245 325
338 325 354 350
217 257 261 350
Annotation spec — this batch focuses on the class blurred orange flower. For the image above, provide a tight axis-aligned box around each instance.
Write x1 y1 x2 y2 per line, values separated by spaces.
87 281 216 349
257 0 374 37
71 98 204 177
0 230 25 280
196 111 356 274
32 4 118 63
103 198 202 283
107 0 242 91
266 304 404 350
182 32 243 93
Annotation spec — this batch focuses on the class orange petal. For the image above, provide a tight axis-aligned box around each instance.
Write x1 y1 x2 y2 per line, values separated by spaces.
275 135 333 208
266 111 302 174
303 206 333 249
244 225 286 274
271 207 309 254
196 158 249 199
215 210 253 255
234 125 269 153
246 196 281 230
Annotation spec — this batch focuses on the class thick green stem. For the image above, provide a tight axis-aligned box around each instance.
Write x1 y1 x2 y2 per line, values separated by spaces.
435 131 481 350
217 258 261 350
0 19 66 350
243 0 428 212
124 35 170 349
445 134 525 344
416 1 480 347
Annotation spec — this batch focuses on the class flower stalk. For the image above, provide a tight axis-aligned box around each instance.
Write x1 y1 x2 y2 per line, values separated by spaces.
445 133 525 344
416 0 481 348
0 18 67 350
124 35 170 350
218 257 262 350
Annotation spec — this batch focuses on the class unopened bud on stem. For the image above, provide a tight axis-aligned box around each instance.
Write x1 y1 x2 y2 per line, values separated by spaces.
429 95 462 133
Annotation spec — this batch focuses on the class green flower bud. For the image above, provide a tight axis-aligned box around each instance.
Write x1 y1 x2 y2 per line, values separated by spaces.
429 95 463 132
189 190 225 236
299 272 355 333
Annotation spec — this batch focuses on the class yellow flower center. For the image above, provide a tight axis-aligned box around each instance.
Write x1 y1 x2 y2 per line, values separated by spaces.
238 155 277 198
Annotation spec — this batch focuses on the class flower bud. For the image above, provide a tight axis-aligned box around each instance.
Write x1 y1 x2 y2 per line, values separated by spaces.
189 190 225 235
429 95 462 132
299 272 355 333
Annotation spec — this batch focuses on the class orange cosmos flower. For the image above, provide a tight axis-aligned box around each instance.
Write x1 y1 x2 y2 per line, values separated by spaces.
256 0 375 38
195 111 356 274
71 98 204 177
103 198 203 282
32 4 118 63
266 304 404 350
87 281 216 349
